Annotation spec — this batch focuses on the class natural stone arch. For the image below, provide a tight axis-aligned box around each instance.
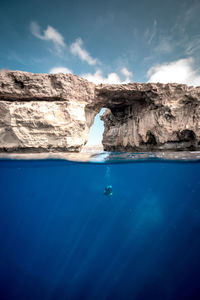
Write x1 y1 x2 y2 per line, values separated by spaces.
0 70 200 152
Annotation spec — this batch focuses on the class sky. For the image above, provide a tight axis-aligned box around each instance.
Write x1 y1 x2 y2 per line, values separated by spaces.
0 0 200 144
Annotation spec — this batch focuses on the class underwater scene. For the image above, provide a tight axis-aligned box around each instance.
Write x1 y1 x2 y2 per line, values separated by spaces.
0 157 200 300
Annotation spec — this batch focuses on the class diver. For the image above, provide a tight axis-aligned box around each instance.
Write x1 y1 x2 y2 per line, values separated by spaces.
104 185 113 196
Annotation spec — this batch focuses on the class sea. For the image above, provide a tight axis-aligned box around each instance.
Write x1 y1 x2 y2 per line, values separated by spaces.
0 151 200 300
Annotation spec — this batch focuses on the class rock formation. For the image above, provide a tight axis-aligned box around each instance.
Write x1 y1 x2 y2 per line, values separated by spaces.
0 70 99 152
97 83 200 151
0 70 200 152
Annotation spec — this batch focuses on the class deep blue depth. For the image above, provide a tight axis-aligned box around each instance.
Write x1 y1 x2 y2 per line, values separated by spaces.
0 159 200 300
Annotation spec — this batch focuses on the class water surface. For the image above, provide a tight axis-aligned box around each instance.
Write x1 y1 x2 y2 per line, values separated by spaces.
0 155 200 299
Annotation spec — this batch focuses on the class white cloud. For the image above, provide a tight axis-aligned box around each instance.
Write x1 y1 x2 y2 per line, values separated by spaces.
49 67 72 74
185 35 200 55
82 69 121 84
70 38 98 65
154 37 173 54
82 68 132 84
183 1 200 27
121 67 132 82
30 21 41 38
30 21 66 54
145 19 157 44
147 57 200 86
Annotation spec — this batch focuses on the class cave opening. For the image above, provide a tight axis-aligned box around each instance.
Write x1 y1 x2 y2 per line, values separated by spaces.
85 108 105 149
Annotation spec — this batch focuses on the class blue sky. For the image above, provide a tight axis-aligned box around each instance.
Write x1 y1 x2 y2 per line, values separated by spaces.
0 0 200 144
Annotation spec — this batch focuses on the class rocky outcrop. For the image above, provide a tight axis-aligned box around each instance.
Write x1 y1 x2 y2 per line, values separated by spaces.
0 70 200 152
97 83 200 151
0 70 99 152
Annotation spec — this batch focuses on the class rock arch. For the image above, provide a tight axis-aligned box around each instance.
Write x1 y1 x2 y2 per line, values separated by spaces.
0 70 200 152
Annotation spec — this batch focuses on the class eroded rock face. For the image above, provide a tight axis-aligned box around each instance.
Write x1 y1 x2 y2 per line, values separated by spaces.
0 70 200 152
97 83 200 151
0 70 98 152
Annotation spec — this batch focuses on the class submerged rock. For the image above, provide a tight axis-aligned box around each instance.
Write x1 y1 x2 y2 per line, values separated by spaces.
0 70 200 152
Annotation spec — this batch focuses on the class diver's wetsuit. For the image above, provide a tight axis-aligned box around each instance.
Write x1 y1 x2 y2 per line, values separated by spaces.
104 185 113 196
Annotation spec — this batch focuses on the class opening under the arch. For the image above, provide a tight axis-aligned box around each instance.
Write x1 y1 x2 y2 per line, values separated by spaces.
86 108 105 147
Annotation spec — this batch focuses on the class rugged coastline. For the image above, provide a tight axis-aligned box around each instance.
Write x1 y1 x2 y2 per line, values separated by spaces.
0 70 200 153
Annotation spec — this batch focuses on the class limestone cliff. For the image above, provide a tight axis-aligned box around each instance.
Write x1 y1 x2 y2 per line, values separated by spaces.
0 70 98 152
97 83 200 151
0 70 200 152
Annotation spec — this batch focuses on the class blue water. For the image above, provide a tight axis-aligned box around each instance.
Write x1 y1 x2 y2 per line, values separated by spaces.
0 159 200 300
